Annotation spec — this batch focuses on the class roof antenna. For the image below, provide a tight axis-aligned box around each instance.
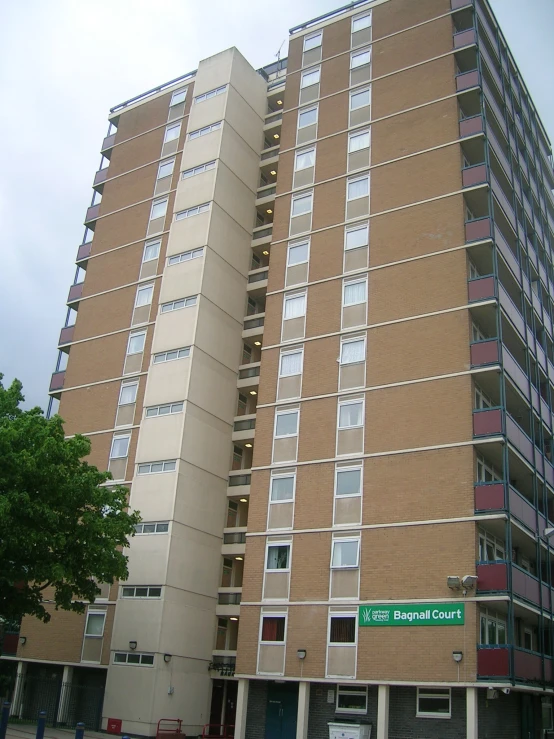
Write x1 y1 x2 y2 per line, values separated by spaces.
275 40 285 71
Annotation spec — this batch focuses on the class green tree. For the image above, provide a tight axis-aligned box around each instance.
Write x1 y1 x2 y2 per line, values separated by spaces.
0 374 140 623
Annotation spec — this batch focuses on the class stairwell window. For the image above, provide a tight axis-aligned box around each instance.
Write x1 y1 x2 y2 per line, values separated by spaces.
114 652 154 667
153 347 190 363
161 296 197 313
137 460 176 474
168 248 204 265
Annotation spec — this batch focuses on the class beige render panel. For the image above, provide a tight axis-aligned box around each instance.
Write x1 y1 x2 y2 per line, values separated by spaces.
126 533 171 584
187 347 240 424
290 213 312 236
258 644 286 675
140 260 159 280
277 375 301 401
207 205 252 277
147 215 166 236
165 527 223 596
194 299 245 373
165 211 211 257
273 436 298 464
180 130 223 173
132 304 151 326
330 568 359 599
224 87 265 155
115 404 136 427
193 48 234 98
213 164 258 234
187 93 228 132
327 645 356 678
299 84 319 105
344 246 368 272
342 302 366 328
334 495 362 526
172 463 229 537
293 166 315 189
161 138 179 158
286 263 308 287
268 502 294 530
142 357 192 407
151 308 197 355
351 64 371 86
219 124 262 192
174 169 217 213
81 636 103 663
128 473 178 522
346 196 370 220
181 402 234 479
352 27 372 47
281 316 305 341
348 148 370 172
337 427 363 456
154 174 172 196
339 362 365 390
350 105 371 126
110 598 165 653
135 413 184 463
263 571 290 600
297 123 317 146
227 47 268 118
159 255 204 303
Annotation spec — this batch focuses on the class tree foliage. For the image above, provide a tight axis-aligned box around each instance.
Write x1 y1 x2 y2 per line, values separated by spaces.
0 374 140 623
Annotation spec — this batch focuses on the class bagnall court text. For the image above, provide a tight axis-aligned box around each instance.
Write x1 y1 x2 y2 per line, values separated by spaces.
359 603 465 626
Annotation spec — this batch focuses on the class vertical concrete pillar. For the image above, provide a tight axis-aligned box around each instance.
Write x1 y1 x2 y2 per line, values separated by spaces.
234 679 249 739
56 666 74 725
466 687 478 739
376 684 390 739
296 682 310 739
10 662 27 717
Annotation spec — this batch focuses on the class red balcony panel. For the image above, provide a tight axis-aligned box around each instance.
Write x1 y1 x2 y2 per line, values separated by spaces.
473 408 503 436
101 133 116 152
1 633 19 656
77 242 92 261
93 168 108 188
502 348 529 400
459 115 483 138
545 657 553 683
477 562 508 591
454 28 476 48
463 164 488 188
452 0 472 8
478 647 510 677
499 285 525 338
85 204 100 224
59 325 75 345
465 217 492 242
468 275 495 302
49 371 66 393
512 567 540 606
67 282 84 303
505 415 534 464
470 339 499 366
456 69 480 92
509 487 538 533
514 648 542 681
475 483 505 511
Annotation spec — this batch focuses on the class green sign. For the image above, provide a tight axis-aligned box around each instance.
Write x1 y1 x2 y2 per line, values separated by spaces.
359 603 464 627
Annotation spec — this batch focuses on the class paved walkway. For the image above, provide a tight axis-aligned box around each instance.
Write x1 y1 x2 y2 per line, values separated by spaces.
6 725 108 739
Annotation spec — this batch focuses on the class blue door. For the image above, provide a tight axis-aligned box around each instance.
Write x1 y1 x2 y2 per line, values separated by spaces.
265 683 298 739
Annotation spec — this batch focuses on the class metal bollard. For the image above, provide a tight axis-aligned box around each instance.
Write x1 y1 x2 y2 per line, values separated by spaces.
75 722 85 739
0 702 10 739
36 711 46 739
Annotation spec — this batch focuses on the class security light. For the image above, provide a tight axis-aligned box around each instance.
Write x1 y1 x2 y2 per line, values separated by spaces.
447 576 461 590
297 649 307 660
129 640 137 650
452 651 463 663
462 575 478 590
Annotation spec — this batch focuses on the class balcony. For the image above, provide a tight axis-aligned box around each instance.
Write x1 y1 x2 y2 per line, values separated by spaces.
477 646 510 678
453 27 476 49
67 282 84 304
101 133 116 156
477 560 554 613
473 407 503 436
506 413 534 466
237 363 260 395
227 470 252 497
478 646 549 683
93 167 109 192
456 69 480 92
58 325 75 346
451 0 473 8
465 216 492 242
252 224 273 247
462 163 488 189
475 481 547 539
242 314 265 341
260 144 279 163
49 370 66 396
84 204 100 226
216 586 242 617
232 415 256 443
221 528 247 557
76 242 92 263
470 338 500 367
247 268 269 298
459 114 484 138
491 174 516 231
468 274 496 302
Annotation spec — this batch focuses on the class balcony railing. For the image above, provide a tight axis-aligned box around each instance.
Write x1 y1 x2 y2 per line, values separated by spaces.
465 216 492 242
93 168 109 188
473 407 503 436
238 365 260 380
462 163 488 188
49 370 66 393
248 269 269 284
76 242 92 262
252 225 273 241
243 316 265 331
233 418 256 432
218 592 242 605
261 145 280 161
101 133 116 153
67 282 84 303
85 204 100 225
451 0 473 8
453 27 476 49
223 532 246 544
477 646 550 683
228 473 251 487
459 114 483 138
468 274 496 302
59 325 75 346
474 481 547 538
456 69 480 92
470 339 499 367
265 111 283 125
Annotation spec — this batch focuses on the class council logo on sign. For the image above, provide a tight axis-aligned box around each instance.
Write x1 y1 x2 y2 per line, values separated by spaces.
358 603 465 627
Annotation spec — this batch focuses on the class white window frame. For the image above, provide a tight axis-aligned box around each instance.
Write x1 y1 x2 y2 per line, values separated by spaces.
157 158 175 180
480 608 507 645
274 409 300 439
301 67 320 89
474 384 494 409
145 402 184 418
287 240 310 267
295 147 316 172
416 688 451 719
135 284 154 308
118 382 138 406
340 336 366 365
175 203 210 221
279 349 304 377
327 610 358 646
265 542 292 572
303 31 322 52
331 537 360 569
194 85 227 103
336 684 368 715
150 197 168 221
168 248 204 265
352 11 372 33
121 586 162 599
478 528 505 562
476 453 501 482
153 347 190 364
187 121 222 140
338 398 364 430
134 521 170 534
351 47 372 69
137 460 177 474
160 296 197 313
127 331 146 356
259 611 288 645
297 106 318 130
270 472 296 504
471 322 487 342
283 292 307 321
291 192 313 217
170 89 187 106
348 129 371 153
335 464 363 498
110 435 130 459
142 240 161 263
345 223 369 251
113 652 155 667
181 161 216 179
347 174 370 202
164 123 181 143
350 87 371 111
84 610 106 638
343 278 368 307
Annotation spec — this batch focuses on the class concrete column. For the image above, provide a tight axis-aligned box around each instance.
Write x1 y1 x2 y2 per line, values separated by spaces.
56 666 74 725
10 662 27 717
376 684 389 739
466 687 478 739
234 679 249 739
296 682 310 739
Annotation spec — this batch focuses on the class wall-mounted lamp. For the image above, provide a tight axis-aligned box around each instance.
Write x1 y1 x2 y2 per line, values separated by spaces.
129 640 137 650
235 556 244 561
447 576 461 590
452 651 463 663
19 637 27 646
297 649 307 660
164 654 172 663
462 575 478 591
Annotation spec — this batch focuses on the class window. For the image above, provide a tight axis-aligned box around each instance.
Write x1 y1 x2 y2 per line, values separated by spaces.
347 175 369 201
542 699 553 732
153 347 190 363
352 12 372 32
329 616 356 643
266 544 290 570
134 521 169 534
416 688 451 718
261 616 286 642
291 192 313 216
270 474 295 502
135 284 154 307
304 31 322 51
187 121 222 140
121 586 162 598
284 293 306 319
110 435 130 459
335 466 362 496
345 224 369 251
150 198 168 221
340 338 365 364
119 382 138 406
331 539 360 568
301 67 320 88
157 159 175 180
161 296 197 313
194 85 227 103
288 241 309 266
478 529 505 561
145 402 184 418
298 107 318 129
113 652 154 667
127 332 146 355
295 148 315 171
170 89 187 106
475 385 493 409
182 161 216 179
471 322 487 342
137 460 177 474
349 130 370 153
338 400 363 429
168 248 204 265
85 612 106 637
279 350 303 377
175 203 210 220
337 685 368 714
350 88 371 110
476 453 501 482
524 628 534 651
143 240 161 262
275 410 299 437
343 279 367 306
351 48 371 69
164 123 181 143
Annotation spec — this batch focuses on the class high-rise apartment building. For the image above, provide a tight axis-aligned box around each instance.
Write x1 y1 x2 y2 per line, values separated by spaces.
3 0 554 737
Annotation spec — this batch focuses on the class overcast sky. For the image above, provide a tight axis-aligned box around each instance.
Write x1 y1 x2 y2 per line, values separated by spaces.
0 0 552 411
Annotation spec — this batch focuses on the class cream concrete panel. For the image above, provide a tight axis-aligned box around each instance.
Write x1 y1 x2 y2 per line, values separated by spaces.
81 637 102 663
351 65 371 87
346 196 370 220
273 436 298 463
159 256 204 304
227 47 268 118
337 427 364 456
334 496 362 526
123 353 143 375
327 646 356 678
297 124 317 146
132 305 151 326
258 644 285 675
339 363 365 390
146 662 211 735
135 413 184 463
286 263 308 287
147 216 166 236
126 534 170 585
127 473 177 522
142 357 192 407
193 48 234 98
224 88 265 154
330 569 359 599
219 125 261 193
188 349 239 424
293 167 315 189
342 303 366 328
277 375 301 401
201 246 249 322
350 106 371 127
115 404 135 427
348 149 370 172
110 599 164 653
344 246 368 272
168 100 185 121
195 299 245 373
140 260 158 280
166 212 210 255
299 84 319 105
282 316 305 341
151 307 198 355
173 463 228 537
290 213 312 236
154 175 172 196
188 94 227 132
303 47 322 66
103 666 158 729
206 205 252 277
214 161 258 233
174 169 217 214
181 403 233 479
161 138 179 158
180 131 222 173
263 572 289 599
352 27 372 47
268 502 294 530
165 529 223 597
